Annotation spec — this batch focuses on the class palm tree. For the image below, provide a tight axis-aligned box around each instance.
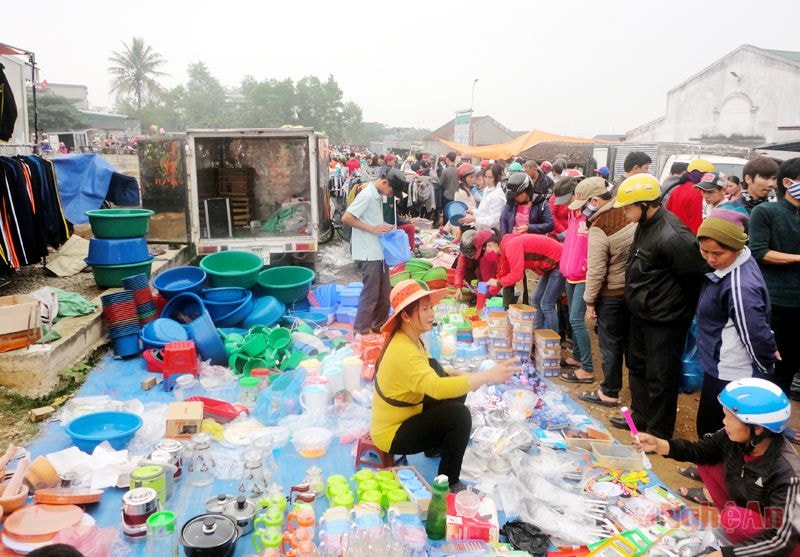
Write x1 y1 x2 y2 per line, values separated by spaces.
108 38 167 111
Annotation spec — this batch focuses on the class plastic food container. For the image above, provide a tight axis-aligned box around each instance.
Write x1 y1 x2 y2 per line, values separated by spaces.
508 304 536 321
291 427 333 458
591 443 644 471
510 319 534 333
490 337 511 349
512 331 533 343
487 327 511 339
486 312 508 329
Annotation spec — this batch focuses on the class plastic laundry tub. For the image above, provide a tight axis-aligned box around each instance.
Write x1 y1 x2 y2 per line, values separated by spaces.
85 208 155 239
256 266 316 304
199 251 264 289
89 258 154 288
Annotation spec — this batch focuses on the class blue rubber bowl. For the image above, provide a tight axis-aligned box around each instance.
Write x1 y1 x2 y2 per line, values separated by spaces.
141 318 190 349
211 292 254 328
242 296 286 329
202 288 251 320
152 266 207 300
186 313 227 365
86 237 151 266
66 411 143 453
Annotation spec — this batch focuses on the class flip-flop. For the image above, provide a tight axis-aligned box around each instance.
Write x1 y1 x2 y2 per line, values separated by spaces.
678 465 702 482
678 486 711 505
579 390 619 407
559 370 594 384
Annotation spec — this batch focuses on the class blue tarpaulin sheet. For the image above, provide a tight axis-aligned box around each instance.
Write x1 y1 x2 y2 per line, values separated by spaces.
18 354 681 556
52 154 140 225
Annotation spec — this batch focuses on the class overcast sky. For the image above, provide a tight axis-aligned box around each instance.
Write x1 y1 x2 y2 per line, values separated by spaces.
5 0 799 137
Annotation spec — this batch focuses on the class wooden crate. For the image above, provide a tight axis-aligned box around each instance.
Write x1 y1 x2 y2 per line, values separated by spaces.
229 198 252 226
217 168 252 197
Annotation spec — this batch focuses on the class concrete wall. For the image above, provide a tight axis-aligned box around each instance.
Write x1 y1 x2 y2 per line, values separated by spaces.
100 153 140 181
627 48 800 145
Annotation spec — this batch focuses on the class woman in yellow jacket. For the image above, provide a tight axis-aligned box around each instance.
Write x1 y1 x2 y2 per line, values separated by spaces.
370 279 520 488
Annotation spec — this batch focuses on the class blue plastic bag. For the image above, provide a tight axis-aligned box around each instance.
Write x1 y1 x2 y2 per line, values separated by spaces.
680 319 704 393
380 229 411 266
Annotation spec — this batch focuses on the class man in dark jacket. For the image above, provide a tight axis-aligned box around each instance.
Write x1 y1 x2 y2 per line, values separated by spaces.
610 174 707 438
440 151 459 202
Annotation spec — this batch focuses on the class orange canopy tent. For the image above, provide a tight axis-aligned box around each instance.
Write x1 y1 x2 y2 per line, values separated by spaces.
438 129 600 160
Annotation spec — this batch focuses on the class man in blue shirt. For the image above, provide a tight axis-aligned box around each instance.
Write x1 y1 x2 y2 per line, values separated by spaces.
342 175 398 335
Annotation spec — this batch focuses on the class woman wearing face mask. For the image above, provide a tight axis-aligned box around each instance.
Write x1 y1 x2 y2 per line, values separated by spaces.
635 378 800 556
558 177 608 383
370 280 520 490
498 173 554 237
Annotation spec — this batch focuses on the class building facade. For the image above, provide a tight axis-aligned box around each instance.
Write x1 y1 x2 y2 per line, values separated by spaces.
626 45 800 146
422 115 523 154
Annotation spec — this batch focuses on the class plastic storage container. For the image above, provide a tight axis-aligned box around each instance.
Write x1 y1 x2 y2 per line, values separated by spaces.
339 288 362 307
591 443 644 471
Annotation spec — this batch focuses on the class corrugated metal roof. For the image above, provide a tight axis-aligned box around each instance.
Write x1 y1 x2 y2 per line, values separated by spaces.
766 49 800 63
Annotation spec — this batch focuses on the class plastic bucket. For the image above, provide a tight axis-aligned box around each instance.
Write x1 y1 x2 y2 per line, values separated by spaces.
444 201 468 226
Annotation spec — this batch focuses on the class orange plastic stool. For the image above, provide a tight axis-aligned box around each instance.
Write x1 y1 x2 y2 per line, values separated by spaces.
354 433 405 469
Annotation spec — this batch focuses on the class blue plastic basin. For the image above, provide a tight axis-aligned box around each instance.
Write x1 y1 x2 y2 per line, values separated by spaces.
66 411 143 453
152 266 207 299
86 237 151 266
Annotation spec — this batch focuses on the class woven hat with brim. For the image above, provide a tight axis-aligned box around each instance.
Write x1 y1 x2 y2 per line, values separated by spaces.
697 208 748 251
553 178 577 206
381 279 448 333
568 177 609 210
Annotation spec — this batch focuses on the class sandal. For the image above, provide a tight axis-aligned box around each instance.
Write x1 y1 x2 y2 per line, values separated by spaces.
678 465 702 482
559 370 595 384
579 390 619 407
678 486 711 505
783 428 800 446
560 358 579 368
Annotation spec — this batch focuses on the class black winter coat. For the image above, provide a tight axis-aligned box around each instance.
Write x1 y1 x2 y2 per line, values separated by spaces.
624 207 706 322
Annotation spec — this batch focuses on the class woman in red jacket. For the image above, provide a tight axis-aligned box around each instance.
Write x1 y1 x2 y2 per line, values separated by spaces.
453 229 501 300
486 234 563 327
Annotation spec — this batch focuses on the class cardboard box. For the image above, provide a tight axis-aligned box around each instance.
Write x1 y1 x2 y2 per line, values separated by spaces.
0 295 40 336
445 492 499 543
165 401 203 438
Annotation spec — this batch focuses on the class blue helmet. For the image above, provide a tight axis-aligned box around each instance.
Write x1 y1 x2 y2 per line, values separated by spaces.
718 378 791 433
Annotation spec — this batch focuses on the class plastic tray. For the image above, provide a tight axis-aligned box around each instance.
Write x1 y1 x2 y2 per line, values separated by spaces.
391 466 432 519
592 443 644 471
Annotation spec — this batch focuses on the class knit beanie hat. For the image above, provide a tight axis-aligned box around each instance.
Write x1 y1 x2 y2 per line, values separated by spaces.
697 208 748 250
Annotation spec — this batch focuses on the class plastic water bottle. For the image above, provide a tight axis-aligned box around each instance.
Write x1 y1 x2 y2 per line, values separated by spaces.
425 474 450 540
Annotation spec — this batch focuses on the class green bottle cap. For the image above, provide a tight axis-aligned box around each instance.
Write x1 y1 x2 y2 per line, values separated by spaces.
147 510 176 533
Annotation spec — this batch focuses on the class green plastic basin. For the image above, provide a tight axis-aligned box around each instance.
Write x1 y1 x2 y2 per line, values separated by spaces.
90 259 154 287
85 209 155 239
199 251 264 288
257 266 316 303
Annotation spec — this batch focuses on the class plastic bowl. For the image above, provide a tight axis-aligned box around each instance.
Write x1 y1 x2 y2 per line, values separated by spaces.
291 427 333 458
199 251 264 288
0 483 29 514
86 237 151 266
243 296 286 329
141 318 190 350
152 266 207 299
202 288 251 320
421 266 447 282
65 411 143 453
202 287 249 304
257 266 316 304
85 208 155 239
212 293 254 328
89 259 154 288
390 271 410 287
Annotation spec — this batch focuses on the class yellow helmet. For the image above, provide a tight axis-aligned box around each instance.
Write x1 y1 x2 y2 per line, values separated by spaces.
687 159 715 173
613 174 661 208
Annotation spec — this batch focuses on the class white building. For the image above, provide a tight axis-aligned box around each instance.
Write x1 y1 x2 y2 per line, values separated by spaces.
626 45 800 146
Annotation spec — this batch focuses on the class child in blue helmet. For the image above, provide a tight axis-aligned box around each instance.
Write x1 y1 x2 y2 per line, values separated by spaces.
635 378 800 556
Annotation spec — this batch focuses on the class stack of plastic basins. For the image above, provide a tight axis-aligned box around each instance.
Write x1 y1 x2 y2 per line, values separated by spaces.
486 310 512 361
534 329 561 377
508 304 536 362
335 282 363 325
122 273 157 326
100 291 140 357
85 209 155 288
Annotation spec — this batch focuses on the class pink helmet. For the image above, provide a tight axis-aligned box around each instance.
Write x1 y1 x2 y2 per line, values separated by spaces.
540 161 553 172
